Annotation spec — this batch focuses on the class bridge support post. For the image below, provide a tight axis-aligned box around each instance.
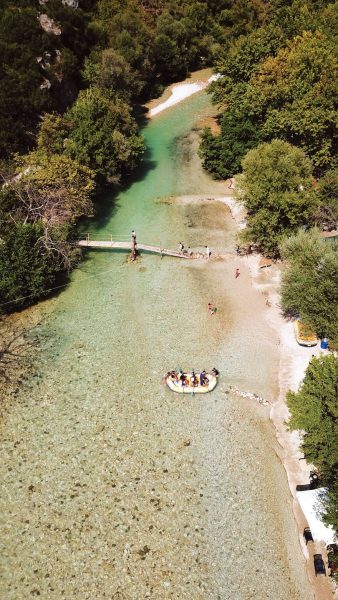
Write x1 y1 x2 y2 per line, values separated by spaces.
130 231 138 261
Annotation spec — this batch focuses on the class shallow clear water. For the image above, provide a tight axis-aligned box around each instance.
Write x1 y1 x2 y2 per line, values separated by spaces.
0 93 312 599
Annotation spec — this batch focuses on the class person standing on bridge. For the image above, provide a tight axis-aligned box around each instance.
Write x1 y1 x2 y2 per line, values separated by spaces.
131 229 136 241
178 242 184 254
205 245 211 259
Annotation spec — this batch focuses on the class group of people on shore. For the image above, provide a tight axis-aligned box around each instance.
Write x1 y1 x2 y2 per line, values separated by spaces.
165 368 219 387
178 242 211 258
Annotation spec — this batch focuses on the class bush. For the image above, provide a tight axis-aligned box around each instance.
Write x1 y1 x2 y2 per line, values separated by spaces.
281 229 338 347
235 139 318 256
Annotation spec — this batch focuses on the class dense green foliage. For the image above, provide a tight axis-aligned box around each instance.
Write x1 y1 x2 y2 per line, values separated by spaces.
235 140 318 256
0 222 66 309
65 88 145 182
287 355 338 534
0 0 98 157
0 0 268 159
0 151 95 310
314 169 338 231
200 0 338 179
281 229 338 347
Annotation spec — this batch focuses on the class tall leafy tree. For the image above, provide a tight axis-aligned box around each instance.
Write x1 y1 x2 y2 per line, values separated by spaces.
65 87 145 182
287 354 338 533
83 48 142 101
244 31 338 173
314 169 338 231
281 229 338 346
0 222 66 312
235 139 318 256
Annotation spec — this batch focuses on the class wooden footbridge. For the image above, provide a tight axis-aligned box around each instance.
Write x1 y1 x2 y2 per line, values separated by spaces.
77 234 192 259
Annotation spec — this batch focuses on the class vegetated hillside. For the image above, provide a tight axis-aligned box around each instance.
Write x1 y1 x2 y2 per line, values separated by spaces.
0 0 269 160
0 0 99 157
200 0 338 181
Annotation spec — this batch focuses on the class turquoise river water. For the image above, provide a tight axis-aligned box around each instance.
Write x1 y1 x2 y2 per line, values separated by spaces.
0 92 312 599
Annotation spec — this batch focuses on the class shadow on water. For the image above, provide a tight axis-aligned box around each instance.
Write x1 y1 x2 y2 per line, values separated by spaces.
81 142 158 233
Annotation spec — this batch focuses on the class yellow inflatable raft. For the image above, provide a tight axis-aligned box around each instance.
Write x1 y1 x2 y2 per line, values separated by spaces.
166 373 218 394
294 319 318 347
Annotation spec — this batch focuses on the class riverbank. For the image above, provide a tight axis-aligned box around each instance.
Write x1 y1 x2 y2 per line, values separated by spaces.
247 256 336 600
218 193 336 599
174 186 335 599
145 68 218 117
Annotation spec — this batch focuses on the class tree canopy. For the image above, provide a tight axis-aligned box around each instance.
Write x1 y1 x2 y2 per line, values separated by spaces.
200 1 338 179
287 354 338 534
235 139 318 256
281 229 338 347
65 87 145 182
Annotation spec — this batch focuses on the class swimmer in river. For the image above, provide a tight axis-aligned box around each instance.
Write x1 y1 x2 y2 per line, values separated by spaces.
208 302 217 315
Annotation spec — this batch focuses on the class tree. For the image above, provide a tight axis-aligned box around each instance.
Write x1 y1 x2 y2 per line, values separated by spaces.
235 139 318 256
203 16 338 180
36 113 71 156
97 0 154 88
314 169 338 231
153 11 190 81
0 152 95 273
244 31 338 173
199 109 262 178
0 222 67 311
281 229 338 347
83 48 143 101
214 24 285 89
65 87 145 181
15 152 95 225
287 354 338 534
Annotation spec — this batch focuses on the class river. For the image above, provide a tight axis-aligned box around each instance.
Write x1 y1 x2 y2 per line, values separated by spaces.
0 91 312 599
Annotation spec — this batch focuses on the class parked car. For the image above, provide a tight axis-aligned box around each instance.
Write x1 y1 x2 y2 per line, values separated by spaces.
314 554 326 576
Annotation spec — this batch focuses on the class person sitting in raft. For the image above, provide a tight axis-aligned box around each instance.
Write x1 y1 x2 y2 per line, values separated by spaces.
200 370 209 386
171 370 179 382
211 367 219 378
190 370 198 386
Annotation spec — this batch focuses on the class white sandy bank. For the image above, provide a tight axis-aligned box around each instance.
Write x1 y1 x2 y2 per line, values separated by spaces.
149 74 220 117
220 195 336 539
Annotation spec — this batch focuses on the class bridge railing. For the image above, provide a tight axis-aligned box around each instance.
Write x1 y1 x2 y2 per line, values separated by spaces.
77 233 235 254
78 233 165 247
78 233 132 241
